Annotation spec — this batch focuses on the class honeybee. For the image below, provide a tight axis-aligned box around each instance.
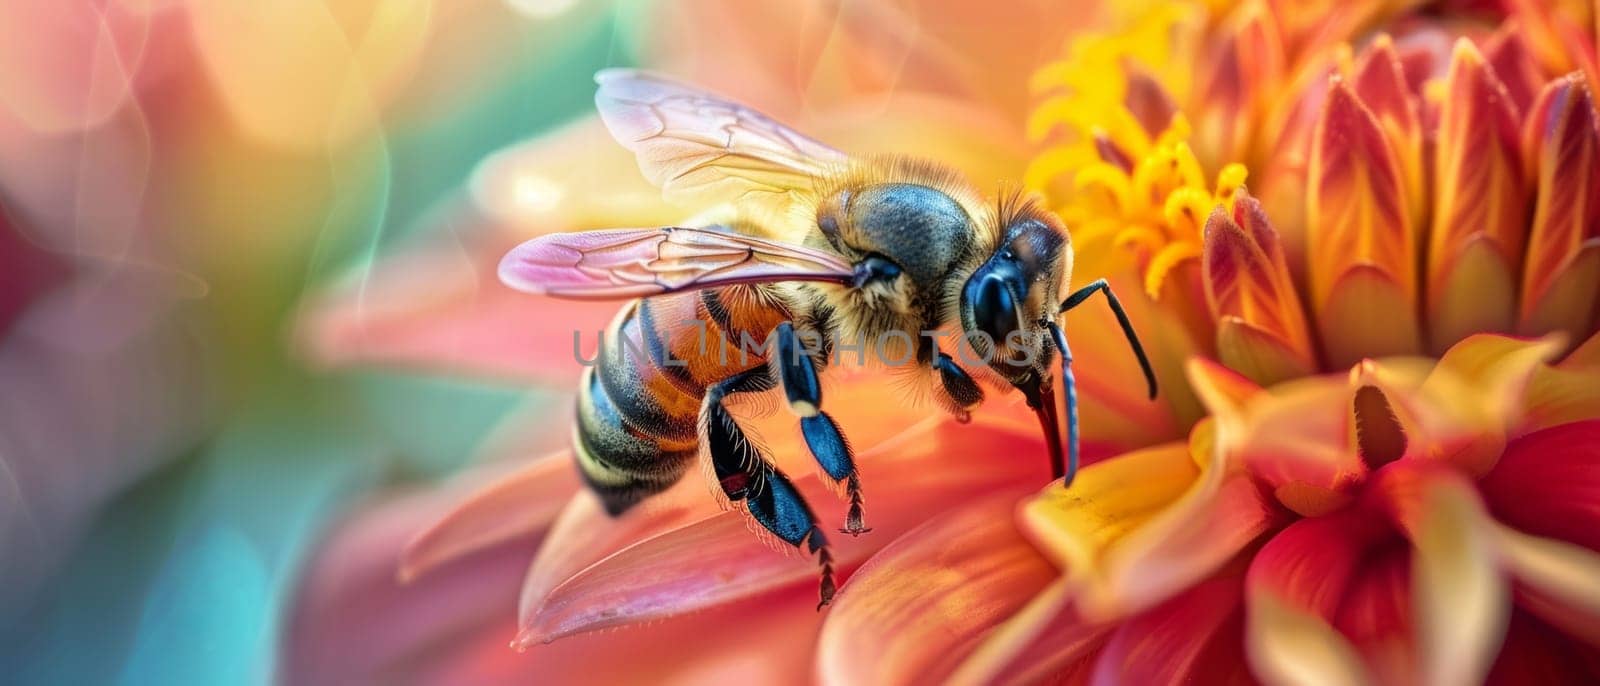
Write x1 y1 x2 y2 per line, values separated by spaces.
500 70 1157 607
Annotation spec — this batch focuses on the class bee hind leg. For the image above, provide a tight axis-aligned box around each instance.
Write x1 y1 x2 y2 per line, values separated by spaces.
771 323 869 536
704 367 838 608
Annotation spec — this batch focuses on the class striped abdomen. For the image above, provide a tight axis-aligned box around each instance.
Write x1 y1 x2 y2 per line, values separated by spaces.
575 286 791 514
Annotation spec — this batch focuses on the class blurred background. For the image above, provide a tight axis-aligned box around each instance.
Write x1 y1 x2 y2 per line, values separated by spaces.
0 1 1080 682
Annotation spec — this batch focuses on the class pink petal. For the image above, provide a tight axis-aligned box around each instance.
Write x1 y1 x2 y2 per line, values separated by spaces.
411 585 826 686
945 580 1111 686
296 228 619 385
816 495 1057 686
286 487 545 685
515 376 964 631
400 452 580 582
520 415 1047 645
1090 575 1250 685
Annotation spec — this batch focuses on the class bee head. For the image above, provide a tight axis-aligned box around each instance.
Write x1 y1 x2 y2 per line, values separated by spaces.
957 196 1071 387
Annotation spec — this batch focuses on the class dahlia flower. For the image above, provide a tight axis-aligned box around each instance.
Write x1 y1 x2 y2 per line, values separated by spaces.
289 0 1600 683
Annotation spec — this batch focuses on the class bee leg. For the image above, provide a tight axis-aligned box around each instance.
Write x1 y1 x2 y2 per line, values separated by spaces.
1059 279 1158 400
1046 322 1081 487
917 337 983 422
771 322 869 536
933 352 985 422
704 367 838 608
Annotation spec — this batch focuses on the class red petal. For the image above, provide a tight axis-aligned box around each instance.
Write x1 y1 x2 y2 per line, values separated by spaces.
1480 420 1600 552
1482 26 1549 107
816 495 1057 685
1332 544 1415 685
1247 507 1394 620
1486 611 1600 685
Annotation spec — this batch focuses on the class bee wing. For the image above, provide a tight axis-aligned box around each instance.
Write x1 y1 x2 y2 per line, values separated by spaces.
500 227 855 300
595 69 847 223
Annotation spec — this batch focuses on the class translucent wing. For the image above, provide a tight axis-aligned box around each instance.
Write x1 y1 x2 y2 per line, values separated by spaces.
594 69 848 222
499 227 855 300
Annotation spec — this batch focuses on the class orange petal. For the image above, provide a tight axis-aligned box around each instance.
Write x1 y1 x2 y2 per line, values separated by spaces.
1494 525 1600 648
1308 80 1420 366
1426 39 1529 352
1190 6 1284 168
519 417 1045 645
815 495 1057 686
414 583 827 686
1091 575 1252 684
1059 241 1187 447
1202 195 1315 384
1350 35 1425 232
1518 74 1600 340
515 481 713 645
1215 317 1318 390
400 452 580 582
1428 236 1522 357
1191 357 1365 512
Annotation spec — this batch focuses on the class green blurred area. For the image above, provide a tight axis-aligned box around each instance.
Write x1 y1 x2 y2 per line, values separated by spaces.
0 6 634 684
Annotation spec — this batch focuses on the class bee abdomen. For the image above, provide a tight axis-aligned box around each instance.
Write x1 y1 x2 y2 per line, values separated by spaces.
575 289 793 516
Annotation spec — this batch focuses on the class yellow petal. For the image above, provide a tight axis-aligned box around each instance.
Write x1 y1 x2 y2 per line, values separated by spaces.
1415 333 1563 473
1495 525 1600 648
1525 330 1600 431
1245 591 1374 686
1400 471 1510 686
1021 423 1275 621
1216 317 1318 388
1426 236 1519 355
1317 264 1424 369
1018 442 1199 577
